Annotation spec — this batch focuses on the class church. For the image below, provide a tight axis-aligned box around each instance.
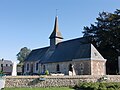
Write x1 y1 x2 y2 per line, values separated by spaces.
24 16 106 75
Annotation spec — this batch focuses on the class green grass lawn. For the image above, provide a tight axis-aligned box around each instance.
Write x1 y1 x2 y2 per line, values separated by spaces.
4 87 74 90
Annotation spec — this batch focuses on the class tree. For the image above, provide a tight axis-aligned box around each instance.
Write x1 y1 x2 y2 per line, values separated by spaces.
83 9 120 74
17 47 31 63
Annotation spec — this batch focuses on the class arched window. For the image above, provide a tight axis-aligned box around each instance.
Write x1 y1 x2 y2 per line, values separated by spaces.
69 64 73 71
27 63 29 71
36 63 39 71
56 64 60 72
43 65 46 72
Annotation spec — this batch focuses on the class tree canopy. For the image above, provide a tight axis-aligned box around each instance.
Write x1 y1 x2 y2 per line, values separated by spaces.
83 9 120 74
17 47 31 63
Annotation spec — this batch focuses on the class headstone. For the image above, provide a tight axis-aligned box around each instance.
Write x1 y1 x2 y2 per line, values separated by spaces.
12 62 17 76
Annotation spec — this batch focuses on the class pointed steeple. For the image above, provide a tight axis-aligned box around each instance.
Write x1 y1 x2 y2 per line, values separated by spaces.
49 16 63 39
49 16 63 50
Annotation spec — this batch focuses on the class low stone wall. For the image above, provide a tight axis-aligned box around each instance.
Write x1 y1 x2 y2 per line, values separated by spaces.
4 75 120 87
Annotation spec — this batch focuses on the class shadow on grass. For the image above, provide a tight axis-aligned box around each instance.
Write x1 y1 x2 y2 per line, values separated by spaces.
72 85 84 90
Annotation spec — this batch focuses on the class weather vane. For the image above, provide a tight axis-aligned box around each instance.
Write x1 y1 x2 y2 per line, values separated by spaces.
56 9 58 16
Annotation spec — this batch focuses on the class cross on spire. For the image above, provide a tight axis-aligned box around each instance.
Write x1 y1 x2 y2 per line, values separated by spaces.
56 9 58 16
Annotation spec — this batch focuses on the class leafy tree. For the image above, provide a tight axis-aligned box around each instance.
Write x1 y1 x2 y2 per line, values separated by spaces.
83 9 120 74
17 47 31 63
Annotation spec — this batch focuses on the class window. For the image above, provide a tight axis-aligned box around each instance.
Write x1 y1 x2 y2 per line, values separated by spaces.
80 63 84 75
27 63 29 71
69 64 73 71
94 52 97 56
80 63 84 70
36 63 39 71
43 65 45 72
1 64 3 67
56 64 60 72
6 64 8 67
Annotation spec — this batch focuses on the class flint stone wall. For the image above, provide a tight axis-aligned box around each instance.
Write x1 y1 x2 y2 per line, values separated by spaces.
4 75 120 88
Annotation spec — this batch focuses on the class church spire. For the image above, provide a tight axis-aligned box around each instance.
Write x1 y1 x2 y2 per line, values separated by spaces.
49 16 63 39
49 16 63 50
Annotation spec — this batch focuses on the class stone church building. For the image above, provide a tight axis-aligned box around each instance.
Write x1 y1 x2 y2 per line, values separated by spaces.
24 16 106 75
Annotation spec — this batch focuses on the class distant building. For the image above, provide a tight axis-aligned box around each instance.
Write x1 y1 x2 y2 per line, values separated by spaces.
0 59 13 75
24 16 106 75
0 59 22 75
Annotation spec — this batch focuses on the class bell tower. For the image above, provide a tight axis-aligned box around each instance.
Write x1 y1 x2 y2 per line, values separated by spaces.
49 16 63 50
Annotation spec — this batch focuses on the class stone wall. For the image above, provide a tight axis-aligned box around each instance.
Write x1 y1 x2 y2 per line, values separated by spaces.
91 60 106 75
24 59 106 76
73 60 91 75
24 61 39 74
42 60 91 75
4 75 120 88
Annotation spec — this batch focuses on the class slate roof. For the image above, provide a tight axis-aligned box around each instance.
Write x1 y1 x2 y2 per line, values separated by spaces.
0 59 12 64
42 43 91 63
25 37 93 63
49 16 63 39
25 47 49 61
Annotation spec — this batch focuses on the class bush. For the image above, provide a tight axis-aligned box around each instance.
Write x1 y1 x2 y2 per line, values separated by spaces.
76 82 120 90
78 82 99 90
98 83 107 90
0 70 4 76
90 82 99 90
106 82 120 90
107 87 115 90
45 70 49 75
79 82 90 89
0 71 3 74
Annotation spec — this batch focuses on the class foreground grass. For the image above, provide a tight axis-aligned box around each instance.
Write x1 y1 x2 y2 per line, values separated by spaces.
4 87 74 90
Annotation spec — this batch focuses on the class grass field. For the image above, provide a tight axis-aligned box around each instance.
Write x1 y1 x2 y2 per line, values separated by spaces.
4 87 74 90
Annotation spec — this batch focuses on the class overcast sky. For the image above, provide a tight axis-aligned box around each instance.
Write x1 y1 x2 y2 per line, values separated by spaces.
0 0 119 62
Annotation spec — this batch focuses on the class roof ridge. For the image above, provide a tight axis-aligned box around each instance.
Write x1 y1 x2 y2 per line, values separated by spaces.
57 37 89 45
32 46 49 51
